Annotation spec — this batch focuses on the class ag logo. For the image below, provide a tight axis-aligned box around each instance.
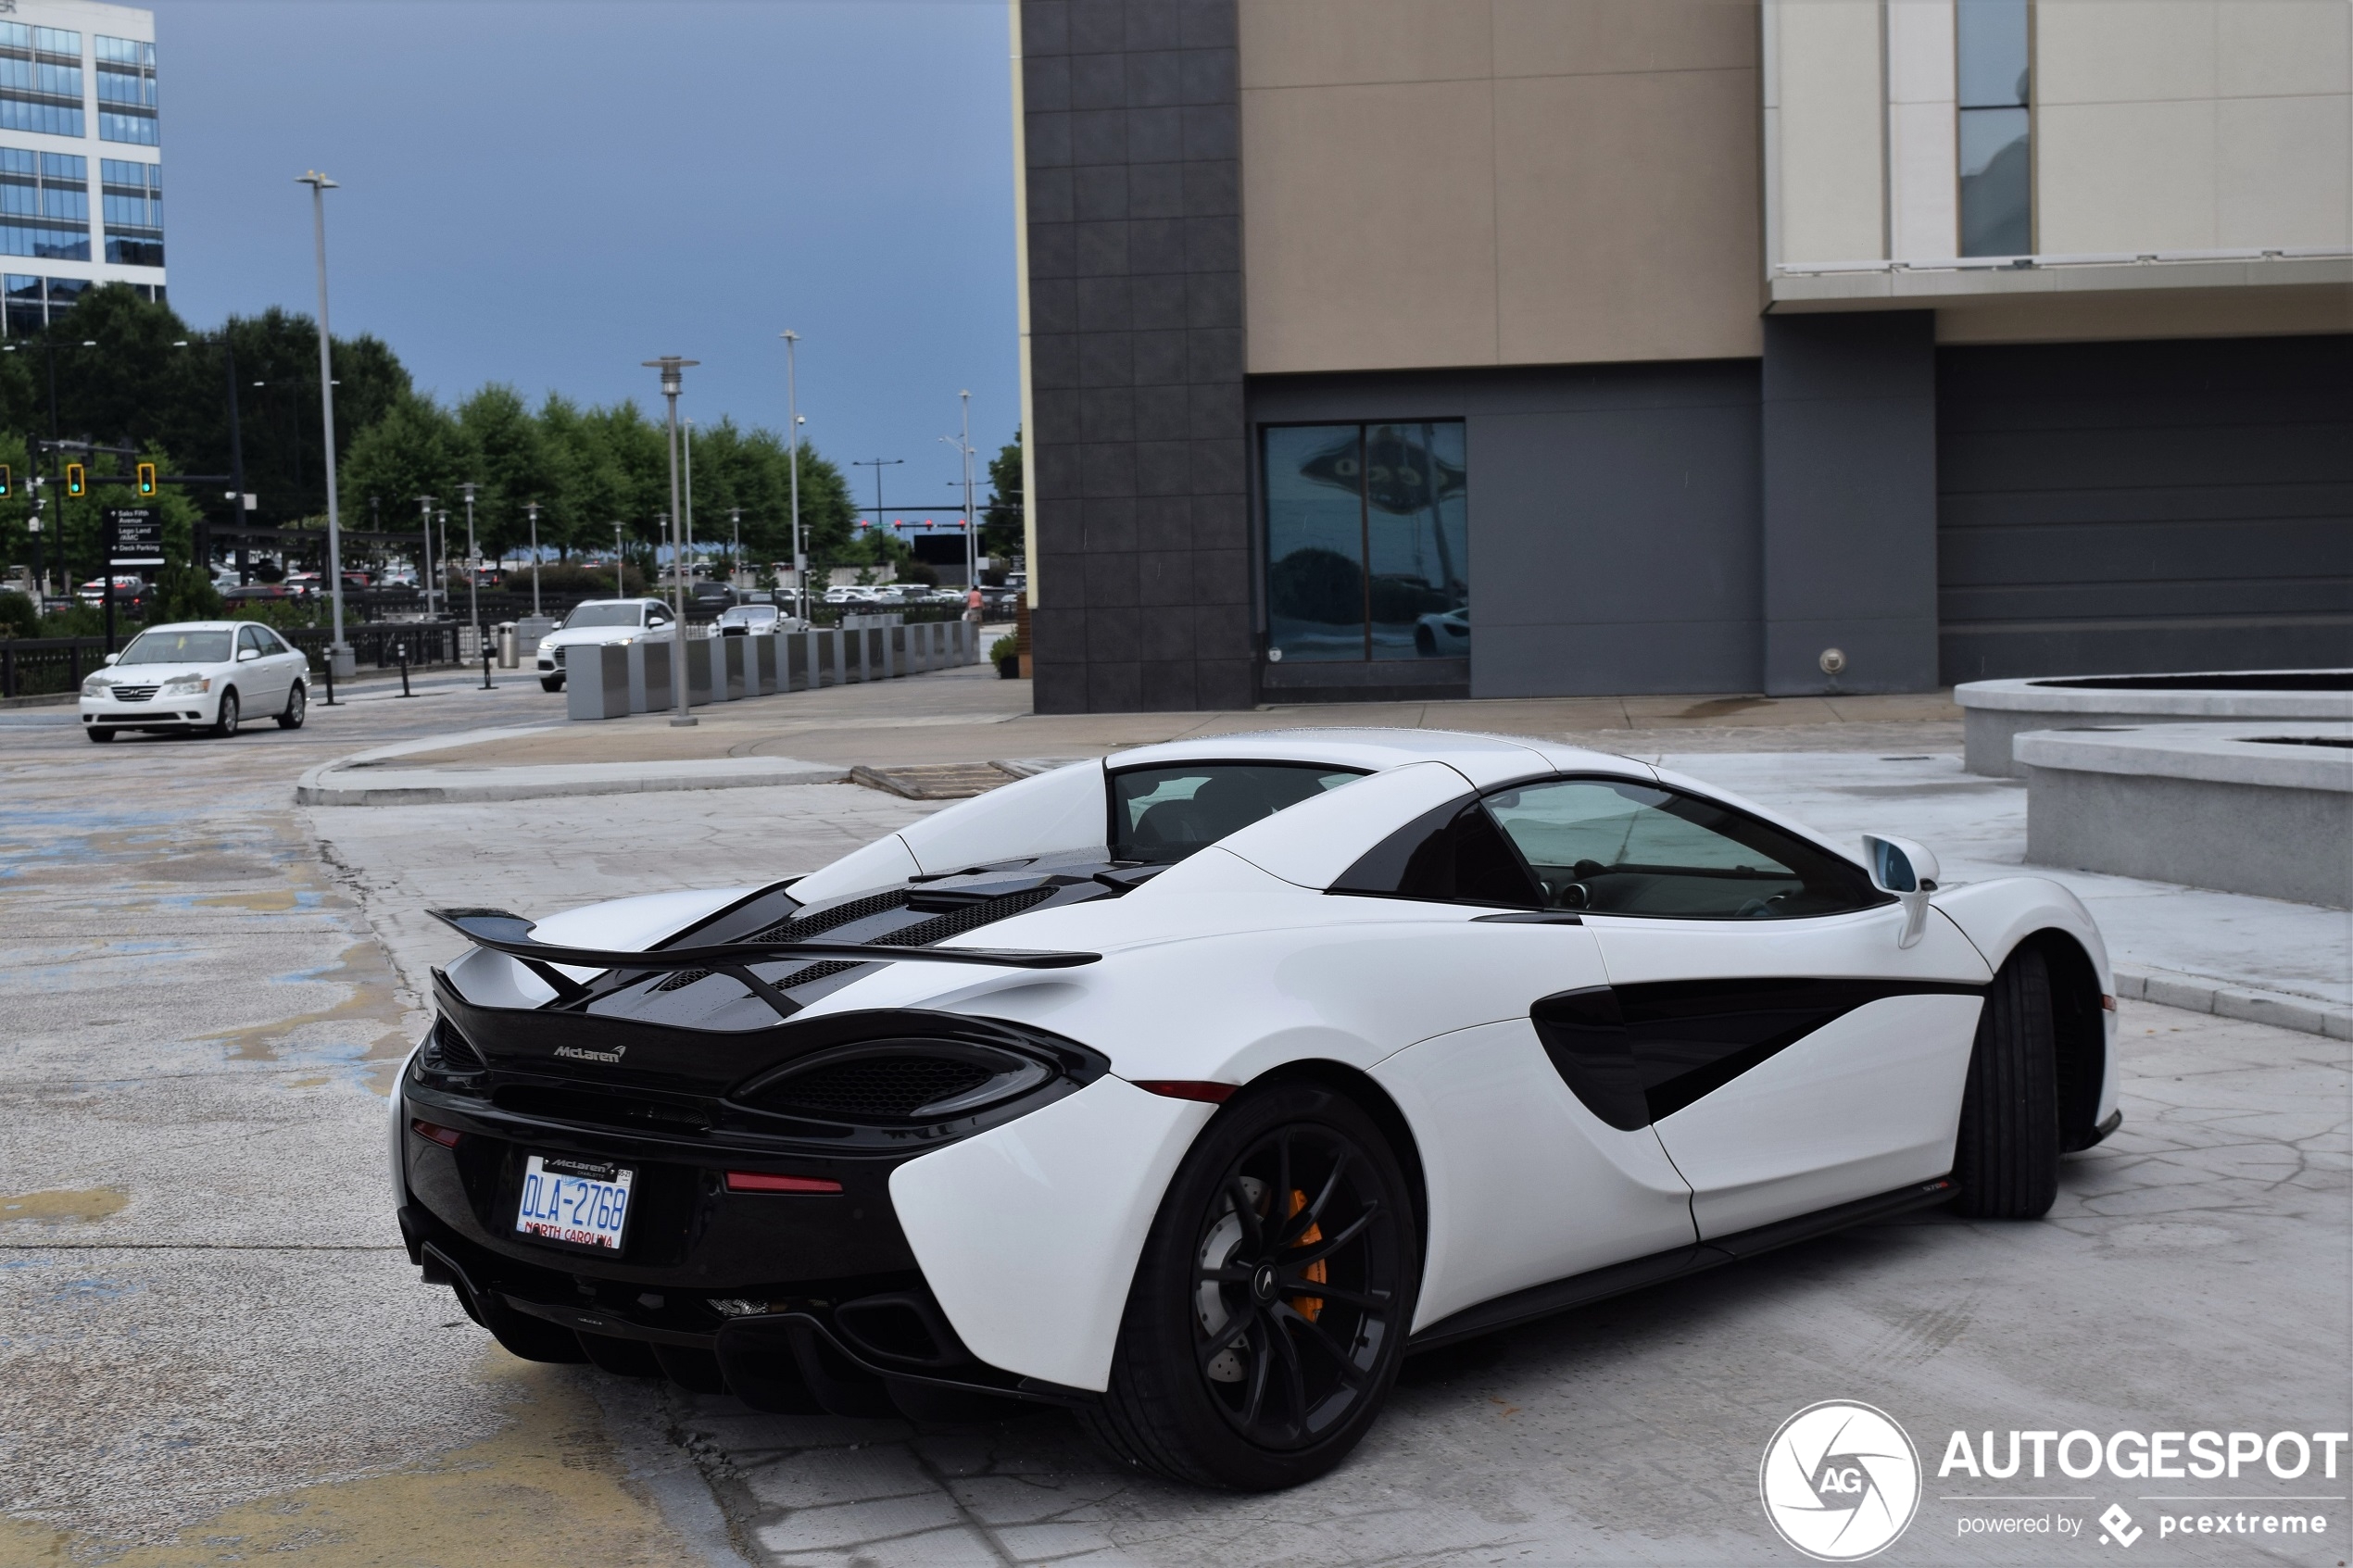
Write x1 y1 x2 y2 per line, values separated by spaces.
1759 1400 1922 1561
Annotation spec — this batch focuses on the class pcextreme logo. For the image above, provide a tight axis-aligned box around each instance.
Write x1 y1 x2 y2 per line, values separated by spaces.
1761 1401 1923 1562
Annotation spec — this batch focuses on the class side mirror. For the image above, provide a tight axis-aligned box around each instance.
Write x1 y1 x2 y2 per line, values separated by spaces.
1862 834 1940 948
102 651 120 665
236 647 259 662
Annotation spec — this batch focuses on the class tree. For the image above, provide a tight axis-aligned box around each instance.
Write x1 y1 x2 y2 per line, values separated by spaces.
983 428 1024 562
338 393 462 558
454 384 550 558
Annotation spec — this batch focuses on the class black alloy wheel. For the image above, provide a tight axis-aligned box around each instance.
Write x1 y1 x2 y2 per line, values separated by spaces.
276 682 306 729
1083 1081 1417 1490
210 690 240 738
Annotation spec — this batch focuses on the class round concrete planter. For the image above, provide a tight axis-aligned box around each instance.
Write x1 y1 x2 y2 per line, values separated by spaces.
1957 671 2353 777
2019 721 2353 909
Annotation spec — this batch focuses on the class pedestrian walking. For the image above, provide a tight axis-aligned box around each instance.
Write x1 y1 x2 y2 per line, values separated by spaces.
963 584 984 627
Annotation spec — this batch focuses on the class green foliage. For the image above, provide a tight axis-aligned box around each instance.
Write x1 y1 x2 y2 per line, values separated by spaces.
0 587 34 635
983 428 1024 561
988 633 1017 664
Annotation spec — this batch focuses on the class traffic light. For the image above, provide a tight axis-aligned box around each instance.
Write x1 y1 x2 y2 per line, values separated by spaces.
0 464 12 498
64 462 84 497
135 462 156 497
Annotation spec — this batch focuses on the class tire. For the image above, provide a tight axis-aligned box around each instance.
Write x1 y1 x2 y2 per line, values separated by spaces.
275 683 306 729
1079 1080 1419 1490
539 677 562 693
209 689 240 738
1951 947 2061 1219
86 728 116 743
575 1331 663 1377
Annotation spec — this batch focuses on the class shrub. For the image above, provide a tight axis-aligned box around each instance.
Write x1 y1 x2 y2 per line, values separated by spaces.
0 588 34 637
989 633 1017 663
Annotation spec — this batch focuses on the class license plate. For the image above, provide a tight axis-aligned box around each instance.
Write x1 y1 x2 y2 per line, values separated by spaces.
515 1154 635 1252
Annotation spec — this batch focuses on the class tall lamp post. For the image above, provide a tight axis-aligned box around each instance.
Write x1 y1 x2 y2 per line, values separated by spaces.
460 480 479 652
683 416 697 595
416 495 435 617
939 391 975 588
296 169 352 683
780 329 802 619
613 521 624 594
642 357 698 725
524 501 541 617
728 506 741 588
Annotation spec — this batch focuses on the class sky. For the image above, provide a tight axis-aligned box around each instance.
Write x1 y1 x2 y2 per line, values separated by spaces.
146 0 1019 519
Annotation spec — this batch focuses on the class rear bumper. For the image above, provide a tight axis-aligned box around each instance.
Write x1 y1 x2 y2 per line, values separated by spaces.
399 1200 1093 1413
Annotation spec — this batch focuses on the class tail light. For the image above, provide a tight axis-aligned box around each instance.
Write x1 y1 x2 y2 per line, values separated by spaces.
410 1119 461 1148
725 1172 842 1195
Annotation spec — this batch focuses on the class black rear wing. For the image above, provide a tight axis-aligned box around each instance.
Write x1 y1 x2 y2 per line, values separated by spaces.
430 907 1099 1017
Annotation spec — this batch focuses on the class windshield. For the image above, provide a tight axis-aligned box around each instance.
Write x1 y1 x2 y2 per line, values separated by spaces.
563 603 643 629
1111 763 1363 864
117 629 232 665
721 607 774 623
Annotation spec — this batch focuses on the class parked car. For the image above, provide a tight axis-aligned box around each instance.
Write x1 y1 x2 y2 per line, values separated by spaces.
715 604 807 636
79 620 309 741
532 597 679 693
395 731 2116 1488
76 574 146 608
220 583 294 605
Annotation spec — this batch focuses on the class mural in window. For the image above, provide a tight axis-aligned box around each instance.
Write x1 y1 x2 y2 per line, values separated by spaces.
1265 421 1466 663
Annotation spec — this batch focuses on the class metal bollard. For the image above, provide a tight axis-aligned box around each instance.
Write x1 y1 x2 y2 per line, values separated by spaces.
481 637 494 690
396 643 415 698
322 655 335 707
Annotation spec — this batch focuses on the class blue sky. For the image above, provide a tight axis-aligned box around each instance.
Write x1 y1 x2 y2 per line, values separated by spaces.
148 0 1018 517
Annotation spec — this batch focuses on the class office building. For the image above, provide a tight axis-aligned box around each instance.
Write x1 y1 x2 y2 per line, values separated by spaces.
0 0 161 339
1010 0 2351 712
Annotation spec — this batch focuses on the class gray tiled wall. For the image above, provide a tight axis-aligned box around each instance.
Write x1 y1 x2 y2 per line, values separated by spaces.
1022 0 1254 714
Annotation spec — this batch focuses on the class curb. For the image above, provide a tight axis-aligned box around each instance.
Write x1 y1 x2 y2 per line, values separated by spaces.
2113 965 2353 1042
296 725 848 805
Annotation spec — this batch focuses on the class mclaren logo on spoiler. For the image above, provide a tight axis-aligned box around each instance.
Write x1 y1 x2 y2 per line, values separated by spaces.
555 1044 627 1063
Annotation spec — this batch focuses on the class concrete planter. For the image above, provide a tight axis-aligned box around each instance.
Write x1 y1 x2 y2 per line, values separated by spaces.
2020 721 2353 908
1958 671 2353 777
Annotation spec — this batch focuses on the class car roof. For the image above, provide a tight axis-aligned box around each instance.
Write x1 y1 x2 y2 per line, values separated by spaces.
1107 727 1657 790
132 620 253 631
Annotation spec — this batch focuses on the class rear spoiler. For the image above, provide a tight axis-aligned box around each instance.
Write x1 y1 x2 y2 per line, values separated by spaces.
430 907 1100 1014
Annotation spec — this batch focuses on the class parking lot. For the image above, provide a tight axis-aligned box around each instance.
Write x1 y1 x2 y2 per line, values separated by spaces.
1 676 2344 1565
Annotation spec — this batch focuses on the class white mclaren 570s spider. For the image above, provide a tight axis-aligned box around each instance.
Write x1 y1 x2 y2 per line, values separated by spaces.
395 729 2120 1489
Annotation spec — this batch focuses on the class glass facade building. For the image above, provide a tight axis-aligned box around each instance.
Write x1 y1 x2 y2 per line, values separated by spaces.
0 3 163 335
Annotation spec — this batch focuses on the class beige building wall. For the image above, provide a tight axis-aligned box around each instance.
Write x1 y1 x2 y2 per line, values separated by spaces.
1239 0 1765 374
2035 0 2353 254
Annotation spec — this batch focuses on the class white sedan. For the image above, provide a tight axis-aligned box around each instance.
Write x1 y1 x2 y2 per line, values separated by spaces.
79 621 310 741
396 731 2117 1489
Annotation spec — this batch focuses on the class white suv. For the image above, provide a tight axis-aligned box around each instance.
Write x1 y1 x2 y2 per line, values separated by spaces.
534 598 677 692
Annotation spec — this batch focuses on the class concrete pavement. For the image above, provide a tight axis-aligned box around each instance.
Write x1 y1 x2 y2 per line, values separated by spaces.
6 672 2347 1564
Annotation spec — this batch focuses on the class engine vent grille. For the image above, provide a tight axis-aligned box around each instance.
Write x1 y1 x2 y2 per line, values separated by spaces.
759 1055 998 1120
746 888 909 943
427 1016 485 1073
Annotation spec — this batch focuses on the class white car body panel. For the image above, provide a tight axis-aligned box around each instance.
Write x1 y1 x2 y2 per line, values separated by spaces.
898 759 1108 875
1653 992 1985 1236
780 833 925 906
1211 761 1472 889
77 620 308 730
1926 877 2121 1126
1373 1019 1697 1328
890 1074 1215 1392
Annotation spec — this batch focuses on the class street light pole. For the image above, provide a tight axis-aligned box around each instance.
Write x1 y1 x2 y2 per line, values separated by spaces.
417 495 434 617
728 506 740 588
780 329 802 619
296 169 351 683
461 480 479 654
613 521 624 594
961 390 975 590
683 416 696 596
525 501 540 617
851 458 903 579
642 357 698 725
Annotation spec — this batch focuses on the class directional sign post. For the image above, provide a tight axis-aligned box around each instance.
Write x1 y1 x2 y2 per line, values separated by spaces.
104 507 163 655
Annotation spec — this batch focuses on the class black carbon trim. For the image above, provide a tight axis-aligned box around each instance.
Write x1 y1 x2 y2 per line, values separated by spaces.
1531 976 1988 1131
1407 1176 1959 1350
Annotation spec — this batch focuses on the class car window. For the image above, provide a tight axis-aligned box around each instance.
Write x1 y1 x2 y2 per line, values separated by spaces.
562 603 644 630
647 604 673 624
263 629 294 656
1109 763 1363 865
1483 779 1885 920
119 629 233 664
237 626 264 655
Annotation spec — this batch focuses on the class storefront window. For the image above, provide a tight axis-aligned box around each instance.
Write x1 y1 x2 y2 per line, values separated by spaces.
1265 420 1466 663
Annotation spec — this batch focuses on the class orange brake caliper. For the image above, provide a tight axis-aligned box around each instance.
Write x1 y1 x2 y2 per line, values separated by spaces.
1286 1189 1327 1322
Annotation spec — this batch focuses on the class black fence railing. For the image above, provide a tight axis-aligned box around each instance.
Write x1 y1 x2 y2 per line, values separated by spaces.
0 636 107 698
281 621 466 671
